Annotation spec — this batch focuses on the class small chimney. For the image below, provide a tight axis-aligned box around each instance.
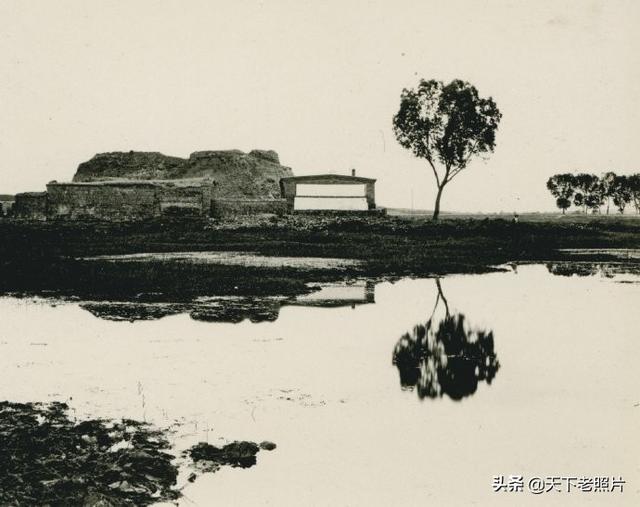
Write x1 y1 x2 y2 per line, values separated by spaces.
351 168 356 177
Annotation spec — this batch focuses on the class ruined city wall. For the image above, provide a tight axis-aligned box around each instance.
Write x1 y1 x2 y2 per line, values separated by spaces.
73 149 293 200
46 182 213 221
10 149 295 221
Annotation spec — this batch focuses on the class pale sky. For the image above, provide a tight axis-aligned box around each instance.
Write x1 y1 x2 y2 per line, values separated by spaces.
1 0 638 212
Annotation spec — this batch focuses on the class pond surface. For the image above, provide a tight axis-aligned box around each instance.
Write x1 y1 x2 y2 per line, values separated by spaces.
1 264 638 506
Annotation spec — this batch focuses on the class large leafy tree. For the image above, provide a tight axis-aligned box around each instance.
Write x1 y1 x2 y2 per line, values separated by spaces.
600 171 617 214
610 175 632 214
393 79 502 220
546 174 576 214
628 174 640 214
573 173 602 213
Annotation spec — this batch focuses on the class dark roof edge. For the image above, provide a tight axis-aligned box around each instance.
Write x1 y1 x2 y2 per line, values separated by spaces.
281 174 376 183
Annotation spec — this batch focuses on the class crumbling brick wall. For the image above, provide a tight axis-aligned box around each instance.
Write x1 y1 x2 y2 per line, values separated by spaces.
13 173 294 221
12 192 48 220
45 181 214 221
47 183 160 220
158 185 205 216
211 198 287 218
0 196 14 217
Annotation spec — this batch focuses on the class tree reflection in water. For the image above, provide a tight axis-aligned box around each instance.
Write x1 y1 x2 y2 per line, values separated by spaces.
392 279 500 400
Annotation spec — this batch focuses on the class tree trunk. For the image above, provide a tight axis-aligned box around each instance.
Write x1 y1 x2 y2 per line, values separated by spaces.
435 278 450 317
432 184 445 221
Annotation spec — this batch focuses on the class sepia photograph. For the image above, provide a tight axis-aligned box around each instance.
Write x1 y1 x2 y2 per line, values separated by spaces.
0 1 638 505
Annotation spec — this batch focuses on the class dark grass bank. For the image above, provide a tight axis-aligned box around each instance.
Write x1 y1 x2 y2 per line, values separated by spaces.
0 401 274 506
1 215 639 300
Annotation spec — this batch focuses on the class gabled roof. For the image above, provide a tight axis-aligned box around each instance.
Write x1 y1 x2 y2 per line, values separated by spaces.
281 174 376 183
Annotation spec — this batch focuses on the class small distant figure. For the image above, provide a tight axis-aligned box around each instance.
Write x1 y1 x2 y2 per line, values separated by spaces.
512 212 519 224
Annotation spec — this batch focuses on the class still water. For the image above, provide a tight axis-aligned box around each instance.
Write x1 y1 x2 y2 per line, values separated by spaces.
1 264 638 506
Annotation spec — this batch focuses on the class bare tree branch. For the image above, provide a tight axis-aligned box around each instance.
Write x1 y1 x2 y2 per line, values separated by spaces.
435 278 450 317
446 166 465 183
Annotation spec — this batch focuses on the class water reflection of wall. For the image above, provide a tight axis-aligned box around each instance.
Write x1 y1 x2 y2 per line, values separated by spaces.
79 281 377 323
288 281 375 308
392 280 500 401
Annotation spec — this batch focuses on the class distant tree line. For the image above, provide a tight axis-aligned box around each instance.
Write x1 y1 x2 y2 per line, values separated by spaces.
546 172 640 214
